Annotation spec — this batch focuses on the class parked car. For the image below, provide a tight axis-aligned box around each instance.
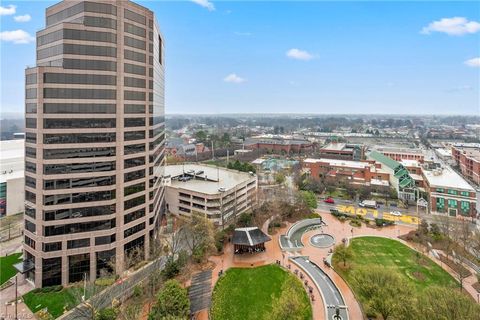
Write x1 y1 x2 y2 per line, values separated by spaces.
390 210 402 217
324 197 335 204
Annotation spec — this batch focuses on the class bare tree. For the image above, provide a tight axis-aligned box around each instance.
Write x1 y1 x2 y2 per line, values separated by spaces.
124 246 145 271
434 215 455 259
117 303 142 320
68 280 113 320
457 219 472 252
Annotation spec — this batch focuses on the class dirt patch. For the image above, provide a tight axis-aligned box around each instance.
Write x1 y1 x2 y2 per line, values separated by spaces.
439 255 471 277
412 271 426 281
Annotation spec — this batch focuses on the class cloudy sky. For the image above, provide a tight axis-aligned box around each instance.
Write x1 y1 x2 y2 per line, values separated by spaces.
1 0 479 115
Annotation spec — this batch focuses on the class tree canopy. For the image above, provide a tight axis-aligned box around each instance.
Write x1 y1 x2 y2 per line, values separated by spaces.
149 280 190 320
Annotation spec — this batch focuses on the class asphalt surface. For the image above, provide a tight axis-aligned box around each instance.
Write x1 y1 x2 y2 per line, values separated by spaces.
292 256 348 320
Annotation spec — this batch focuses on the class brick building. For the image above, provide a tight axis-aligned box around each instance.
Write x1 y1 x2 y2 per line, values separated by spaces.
422 167 477 218
452 144 480 185
302 158 390 191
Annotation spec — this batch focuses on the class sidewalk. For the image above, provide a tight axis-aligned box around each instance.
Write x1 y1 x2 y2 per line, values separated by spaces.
0 279 35 320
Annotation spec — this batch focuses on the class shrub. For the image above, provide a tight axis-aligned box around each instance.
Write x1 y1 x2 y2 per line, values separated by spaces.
95 277 115 287
375 218 394 227
349 219 361 227
133 285 143 298
96 308 117 320
215 230 226 253
162 256 181 279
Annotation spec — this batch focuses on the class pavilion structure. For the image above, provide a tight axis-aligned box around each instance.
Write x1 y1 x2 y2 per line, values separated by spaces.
232 227 271 254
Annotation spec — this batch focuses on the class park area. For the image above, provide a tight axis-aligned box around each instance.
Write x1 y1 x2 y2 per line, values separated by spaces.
0 252 22 285
335 236 456 290
210 264 312 320
332 236 480 319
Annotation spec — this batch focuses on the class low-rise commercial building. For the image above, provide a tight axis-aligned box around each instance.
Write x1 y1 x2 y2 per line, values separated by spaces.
422 166 477 218
452 144 480 185
0 139 25 216
374 146 425 162
302 158 389 191
318 143 365 161
164 164 257 226
244 136 313 154
368 151 416 201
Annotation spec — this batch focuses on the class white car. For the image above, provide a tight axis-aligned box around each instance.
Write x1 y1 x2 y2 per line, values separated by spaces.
390 210 402 217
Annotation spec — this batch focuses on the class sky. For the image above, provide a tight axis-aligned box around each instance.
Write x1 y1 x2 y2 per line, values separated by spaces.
0 0 479 115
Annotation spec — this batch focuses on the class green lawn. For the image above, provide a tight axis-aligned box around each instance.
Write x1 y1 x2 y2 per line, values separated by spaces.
333 236 456 291
0 253 22 285
210 264 312 320
23 287 82 318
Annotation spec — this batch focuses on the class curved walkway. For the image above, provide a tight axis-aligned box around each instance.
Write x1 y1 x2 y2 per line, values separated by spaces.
291 256 348 320
280 218 325 251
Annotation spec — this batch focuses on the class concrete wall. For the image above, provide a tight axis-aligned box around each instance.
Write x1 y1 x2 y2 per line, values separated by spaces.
6 177 24 215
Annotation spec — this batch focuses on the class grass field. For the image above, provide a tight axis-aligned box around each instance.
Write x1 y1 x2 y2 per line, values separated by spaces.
23 287 82 318
210 264 312 320
0 252 22 285
333 236 456 291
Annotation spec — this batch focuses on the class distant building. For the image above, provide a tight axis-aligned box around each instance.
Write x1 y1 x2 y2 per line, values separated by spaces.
374 146 425 162
164 164 257 226
0 140 25 216
435 148 454 166
451 144 480 185
244 136 313 154
318 143 365 161
368 151 416 201
302 158 389 191
422 166 477 218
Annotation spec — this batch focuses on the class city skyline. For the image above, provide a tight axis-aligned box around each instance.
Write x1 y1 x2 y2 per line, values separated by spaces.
1 0 480 115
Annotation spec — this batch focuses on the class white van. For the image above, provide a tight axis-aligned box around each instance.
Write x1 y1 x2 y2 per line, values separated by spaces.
359 200 378 209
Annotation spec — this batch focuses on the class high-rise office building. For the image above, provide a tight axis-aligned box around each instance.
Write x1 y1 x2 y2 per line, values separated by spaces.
23 0 165 288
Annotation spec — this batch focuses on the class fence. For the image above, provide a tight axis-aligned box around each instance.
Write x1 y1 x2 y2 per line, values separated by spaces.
0 225 22 242
58 256 167 320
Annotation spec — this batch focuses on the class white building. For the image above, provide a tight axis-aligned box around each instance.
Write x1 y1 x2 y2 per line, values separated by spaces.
0 139 25 216
164 164 257 226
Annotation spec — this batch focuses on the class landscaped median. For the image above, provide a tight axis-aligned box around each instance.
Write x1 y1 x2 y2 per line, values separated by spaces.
210 264 312 320
333 236 480 319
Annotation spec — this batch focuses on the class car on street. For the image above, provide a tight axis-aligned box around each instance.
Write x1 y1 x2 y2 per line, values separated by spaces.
390 210 402 217
324 197 335 204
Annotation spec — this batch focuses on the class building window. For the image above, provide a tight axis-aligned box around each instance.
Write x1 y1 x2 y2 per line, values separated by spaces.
447 199 457 208
124 195 145 210
460 191 470 197
436 197 445 209
461 201 470 213
69 253 90 283
67 238 90 249
95 234 116 245
96 249 115 277
42 258 62 287
124 182 145 197
124 208 145 224
43 242 62 252
124 222 146 238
